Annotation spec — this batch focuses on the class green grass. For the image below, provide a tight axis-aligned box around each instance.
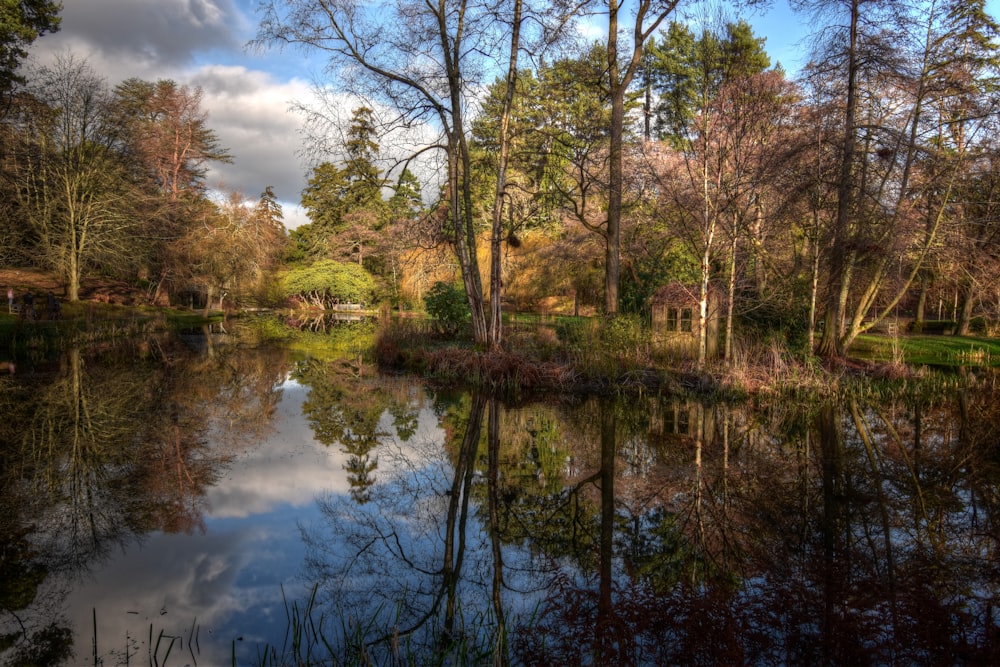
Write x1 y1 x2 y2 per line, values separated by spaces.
852 333 1000 367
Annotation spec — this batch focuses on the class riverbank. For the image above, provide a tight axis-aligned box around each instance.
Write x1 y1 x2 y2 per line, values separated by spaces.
2 267 996 396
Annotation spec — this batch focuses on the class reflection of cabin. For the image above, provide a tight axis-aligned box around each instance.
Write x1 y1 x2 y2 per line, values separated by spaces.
650 282 721 358
650 399 718 449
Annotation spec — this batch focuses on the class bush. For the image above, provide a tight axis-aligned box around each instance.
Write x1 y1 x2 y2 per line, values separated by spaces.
280 260 377 308
600 313 646 351
424 281 469 336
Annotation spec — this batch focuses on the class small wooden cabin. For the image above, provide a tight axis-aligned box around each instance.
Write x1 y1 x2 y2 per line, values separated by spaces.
650 282 721 358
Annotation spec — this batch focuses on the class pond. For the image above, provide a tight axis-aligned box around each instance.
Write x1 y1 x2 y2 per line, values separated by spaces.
2 321 1000 665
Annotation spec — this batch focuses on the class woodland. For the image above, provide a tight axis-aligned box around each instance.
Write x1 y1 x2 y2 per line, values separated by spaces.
2 0 999 366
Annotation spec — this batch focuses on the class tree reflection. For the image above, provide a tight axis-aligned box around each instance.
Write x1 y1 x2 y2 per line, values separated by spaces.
303 389 511 662
0 334 289 665
297 373 1000 665
294 356 413 504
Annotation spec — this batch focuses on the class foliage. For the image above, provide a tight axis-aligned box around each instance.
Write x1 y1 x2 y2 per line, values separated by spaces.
0 0 60 99
281 259 377 309
294 107 391 270
600 313 647 355
423 281 469 336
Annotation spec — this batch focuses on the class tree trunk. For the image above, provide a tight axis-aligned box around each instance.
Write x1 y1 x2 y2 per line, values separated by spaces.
914 275 927 332
956 282 974 335
487 0 523 352
204 284 213 317
817 0 861 358
725 231 737 363
605 0 624 316
808 223 821 355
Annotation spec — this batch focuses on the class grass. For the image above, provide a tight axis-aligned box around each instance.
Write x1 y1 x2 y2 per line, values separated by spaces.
851 333 1000 367
80 589 514 667
0 302 224 354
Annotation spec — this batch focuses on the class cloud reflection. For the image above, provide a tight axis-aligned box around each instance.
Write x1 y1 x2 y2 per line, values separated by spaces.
61 377 373 663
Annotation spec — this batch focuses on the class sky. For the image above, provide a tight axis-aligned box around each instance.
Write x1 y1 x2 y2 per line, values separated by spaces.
24 0 1000 230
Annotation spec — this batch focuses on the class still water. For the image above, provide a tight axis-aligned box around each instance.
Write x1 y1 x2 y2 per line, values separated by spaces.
2 323 1000 665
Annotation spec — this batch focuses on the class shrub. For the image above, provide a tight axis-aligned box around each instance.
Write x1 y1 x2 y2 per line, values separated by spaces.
600 313 645 351
423 281 469 336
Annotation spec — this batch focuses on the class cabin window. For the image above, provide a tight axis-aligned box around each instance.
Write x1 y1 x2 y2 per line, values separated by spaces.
680 308 693 332
666 308 678 331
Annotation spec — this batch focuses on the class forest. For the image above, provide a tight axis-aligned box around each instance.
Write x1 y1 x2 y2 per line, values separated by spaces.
2 0 999 365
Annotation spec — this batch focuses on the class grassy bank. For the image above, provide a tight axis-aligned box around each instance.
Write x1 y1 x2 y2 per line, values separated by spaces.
852 332 1000 367
0 302 223 355
374 314 1000 398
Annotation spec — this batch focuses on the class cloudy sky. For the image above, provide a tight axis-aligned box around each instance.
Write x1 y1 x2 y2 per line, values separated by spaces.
26 0 322 228
25 0 998 230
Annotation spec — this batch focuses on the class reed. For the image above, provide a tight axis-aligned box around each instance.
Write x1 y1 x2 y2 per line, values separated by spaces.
86 586 537 667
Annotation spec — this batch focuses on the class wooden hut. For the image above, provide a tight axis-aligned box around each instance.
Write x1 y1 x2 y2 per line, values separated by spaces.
650 282 721 358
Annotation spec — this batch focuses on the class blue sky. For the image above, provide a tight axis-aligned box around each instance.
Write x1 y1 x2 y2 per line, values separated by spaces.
27 0 1000 229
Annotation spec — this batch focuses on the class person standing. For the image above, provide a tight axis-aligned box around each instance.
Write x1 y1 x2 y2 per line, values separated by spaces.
46 291 59 320
6 287 12 312
21 291 34 320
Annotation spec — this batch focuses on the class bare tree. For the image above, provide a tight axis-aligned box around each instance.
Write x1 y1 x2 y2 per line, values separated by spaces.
16 55 140 300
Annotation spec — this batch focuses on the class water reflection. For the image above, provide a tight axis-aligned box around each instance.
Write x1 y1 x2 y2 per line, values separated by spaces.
3 330 1000 665
302 378 1000 665
0 334 290 665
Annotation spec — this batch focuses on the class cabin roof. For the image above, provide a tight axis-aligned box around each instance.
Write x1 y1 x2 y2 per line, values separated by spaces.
650 282 701 306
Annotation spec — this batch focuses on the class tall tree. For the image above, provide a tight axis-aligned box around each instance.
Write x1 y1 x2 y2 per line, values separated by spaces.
472 47 615 315
802 0 1000 355
297 108 389 267
598 0 683 315
0 0 60 102
112 79 232 202
15 55 140 300
110 77 232 303
644 20 777 365
933 0 1000 334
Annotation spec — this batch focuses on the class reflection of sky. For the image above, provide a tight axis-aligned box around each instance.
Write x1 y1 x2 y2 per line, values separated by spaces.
62 377 420 665
206 379 352 518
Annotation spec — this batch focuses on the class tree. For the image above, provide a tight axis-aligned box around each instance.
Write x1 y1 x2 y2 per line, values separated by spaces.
597 0 683 315
382 168 425 306
932 0 1000 335
178 190 288 311
0 0 60 102
472 47 614 315
644 20 779 364
257 0 556 347
110 77 232 303
15 55 141 300
801 0 1000 355
297 107 389 268
112 78 232 202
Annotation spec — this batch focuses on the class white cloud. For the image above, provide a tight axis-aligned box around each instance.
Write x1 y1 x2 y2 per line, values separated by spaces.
192 65 314 215
26 0 316 228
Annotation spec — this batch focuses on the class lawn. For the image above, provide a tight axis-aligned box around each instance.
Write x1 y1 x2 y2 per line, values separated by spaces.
853 333 1000 367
